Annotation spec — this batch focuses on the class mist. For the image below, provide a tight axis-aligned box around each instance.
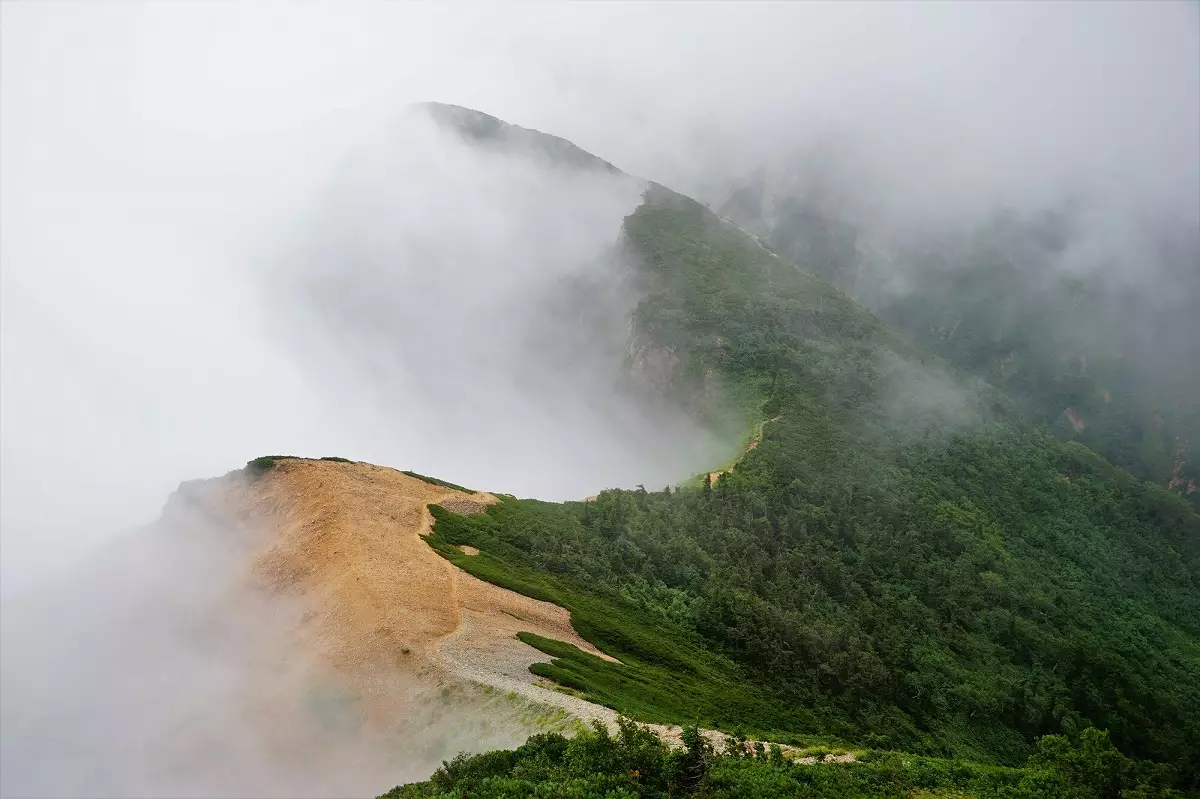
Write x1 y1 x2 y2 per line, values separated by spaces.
4 0 1196 588
265 107 721 502
2 485 550 797
2 2 1197 796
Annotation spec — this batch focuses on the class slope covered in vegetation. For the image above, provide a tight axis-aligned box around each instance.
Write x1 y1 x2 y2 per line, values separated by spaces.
356 110 1198 794
864 214 1200 510
404 178 1199 792
721 180 1200 508
384 720 1177 799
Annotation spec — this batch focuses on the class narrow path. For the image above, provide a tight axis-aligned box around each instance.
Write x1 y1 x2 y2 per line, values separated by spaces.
710 414 781 484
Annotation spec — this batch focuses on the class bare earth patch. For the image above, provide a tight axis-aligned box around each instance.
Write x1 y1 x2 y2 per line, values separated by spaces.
209 459 617 731
439 497 490 515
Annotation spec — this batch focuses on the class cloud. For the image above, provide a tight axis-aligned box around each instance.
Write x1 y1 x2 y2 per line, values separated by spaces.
264 107 721 500
1 491 547 798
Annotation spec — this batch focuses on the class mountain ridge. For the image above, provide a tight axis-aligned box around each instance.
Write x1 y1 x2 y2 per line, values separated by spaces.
374 106 1198 787
415 101 625 175
126 106 1200 796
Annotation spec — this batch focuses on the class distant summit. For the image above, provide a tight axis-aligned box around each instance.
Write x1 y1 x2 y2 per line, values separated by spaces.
413 102 624 174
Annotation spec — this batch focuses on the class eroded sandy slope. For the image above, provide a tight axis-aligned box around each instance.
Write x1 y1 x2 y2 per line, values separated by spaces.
211 458 617 727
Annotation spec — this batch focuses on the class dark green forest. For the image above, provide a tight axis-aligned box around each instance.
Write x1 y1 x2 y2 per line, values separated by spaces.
721 181 1200 507
867 215 1200 509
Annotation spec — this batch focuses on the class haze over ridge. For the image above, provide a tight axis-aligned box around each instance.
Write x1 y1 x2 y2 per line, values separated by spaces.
1 4 1197 797
4 1 1196 588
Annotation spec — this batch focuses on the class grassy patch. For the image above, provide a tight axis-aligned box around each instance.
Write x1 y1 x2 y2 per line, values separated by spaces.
402 470 473 493
244 455 294 476
425 499 823 742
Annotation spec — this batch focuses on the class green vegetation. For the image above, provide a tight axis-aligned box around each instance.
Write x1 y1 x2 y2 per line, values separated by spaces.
865 215 1200 510
427 503 818 737
402 471 474 494
244 454 293 475
382 720 1183 798
725 190 1200 508
427 458 1198 779
414 185 1198 792
244 454 352 474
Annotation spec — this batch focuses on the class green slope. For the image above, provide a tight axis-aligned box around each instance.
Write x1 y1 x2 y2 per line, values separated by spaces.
382 114 1199 793
722 182 1200 509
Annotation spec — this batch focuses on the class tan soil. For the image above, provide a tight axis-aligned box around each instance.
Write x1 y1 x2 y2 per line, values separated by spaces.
440 497 490 515
211 459 615 731
456 545 480 555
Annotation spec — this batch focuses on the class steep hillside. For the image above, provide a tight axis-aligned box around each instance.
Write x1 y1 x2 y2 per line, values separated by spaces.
363 112 1196 791
721 179 1200 508
403 173 1200 782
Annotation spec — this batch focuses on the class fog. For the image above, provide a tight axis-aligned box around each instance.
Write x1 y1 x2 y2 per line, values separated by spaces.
4 0 1196 590
266 108 721 502
2 2 1196 796
2 488 550 797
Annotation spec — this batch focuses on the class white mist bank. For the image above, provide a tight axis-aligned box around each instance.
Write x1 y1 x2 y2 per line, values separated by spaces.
1 491 545 798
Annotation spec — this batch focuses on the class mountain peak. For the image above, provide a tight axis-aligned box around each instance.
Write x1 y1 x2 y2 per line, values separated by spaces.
411 101 624 174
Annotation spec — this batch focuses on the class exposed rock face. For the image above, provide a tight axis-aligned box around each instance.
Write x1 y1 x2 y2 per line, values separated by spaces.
625 339 683 394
